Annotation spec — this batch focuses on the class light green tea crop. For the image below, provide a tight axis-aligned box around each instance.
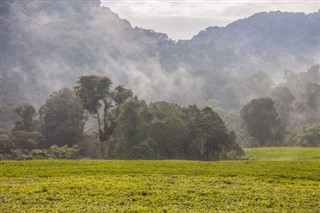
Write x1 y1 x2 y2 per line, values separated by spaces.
1 148 320 212
243 147 320 161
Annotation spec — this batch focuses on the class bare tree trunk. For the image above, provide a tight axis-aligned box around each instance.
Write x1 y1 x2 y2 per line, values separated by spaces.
96 111 104 158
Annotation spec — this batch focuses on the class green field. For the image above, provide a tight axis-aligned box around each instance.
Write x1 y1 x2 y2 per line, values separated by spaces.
1 148 320 212
243 147 320 161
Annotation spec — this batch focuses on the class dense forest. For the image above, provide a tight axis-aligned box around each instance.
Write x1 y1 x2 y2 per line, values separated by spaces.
207 64 320 148
0 75 244 160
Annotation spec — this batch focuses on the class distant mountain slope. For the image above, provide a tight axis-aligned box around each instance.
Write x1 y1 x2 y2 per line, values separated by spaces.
1 0 319 128
188 11 320 56
173 11 319 75
0 0 177 104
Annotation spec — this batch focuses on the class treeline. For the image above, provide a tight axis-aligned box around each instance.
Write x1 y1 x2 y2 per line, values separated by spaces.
224 65 320 147
1 65 319 160
0 76 243 160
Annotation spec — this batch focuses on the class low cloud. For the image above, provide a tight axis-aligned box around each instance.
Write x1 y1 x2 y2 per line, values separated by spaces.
101 0 319 40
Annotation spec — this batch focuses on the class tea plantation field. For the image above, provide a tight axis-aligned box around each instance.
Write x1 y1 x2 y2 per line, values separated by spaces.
243 147 320 161
1 148 319 212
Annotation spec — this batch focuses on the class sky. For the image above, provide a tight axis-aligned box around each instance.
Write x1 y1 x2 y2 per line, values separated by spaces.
100 0 319 40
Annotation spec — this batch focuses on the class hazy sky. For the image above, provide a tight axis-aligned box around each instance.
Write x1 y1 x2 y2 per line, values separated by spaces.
101 0 319 40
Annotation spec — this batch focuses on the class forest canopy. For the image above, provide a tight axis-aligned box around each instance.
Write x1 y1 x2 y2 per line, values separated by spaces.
0 75 244 160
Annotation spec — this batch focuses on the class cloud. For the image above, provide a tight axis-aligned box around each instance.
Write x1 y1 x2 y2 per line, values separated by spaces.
2 0 208 106
101 0 319 40
2 0 318 110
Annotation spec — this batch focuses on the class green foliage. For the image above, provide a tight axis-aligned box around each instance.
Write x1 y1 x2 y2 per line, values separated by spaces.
40 88 85 147
112 85 134 107
49 145 80 159
112 98 151 158
241 97 282 146
13 103 37 132
0 130 46 159
11 131 46 150
77 134 100 159
128 139 156 160
74 75 133 157
4 74 244 160
199 65 320 148
148 102 187 159
31 149 50 159
0 158 319 212
183 105 243 160
0 134 15 154
285 124 320 147
298 124 320 147
112 101 243 160
74 75 112 114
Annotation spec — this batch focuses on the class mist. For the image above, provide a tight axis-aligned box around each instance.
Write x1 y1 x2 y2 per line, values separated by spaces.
1 0 319 115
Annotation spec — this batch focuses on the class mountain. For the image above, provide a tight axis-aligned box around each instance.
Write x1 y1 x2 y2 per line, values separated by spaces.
172 11 319 76
188 11 319 56
1 0 319 128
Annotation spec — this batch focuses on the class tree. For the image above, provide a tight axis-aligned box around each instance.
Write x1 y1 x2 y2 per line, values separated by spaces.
148 102 188 159
13 103 37 132
112 85 133 107
74 75 113 157
241 97 282 146
295 124 320 147
74 75 134 158
184 105 243 160
285 124 320 147
40 88 85 147
112 98 151 159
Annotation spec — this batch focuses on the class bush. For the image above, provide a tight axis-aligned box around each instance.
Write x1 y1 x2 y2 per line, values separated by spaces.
128 140 156 159
31 149 51 159
11 149 32 160
49 145 80 159
77 134 100 159
285 124 320 147
0 136 15 154
11 131 46 150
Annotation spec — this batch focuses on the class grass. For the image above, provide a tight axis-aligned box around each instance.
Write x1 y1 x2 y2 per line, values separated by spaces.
243 147 320 161
0 147 319 212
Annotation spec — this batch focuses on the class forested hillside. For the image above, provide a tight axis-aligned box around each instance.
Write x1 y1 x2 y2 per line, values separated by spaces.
1 0 319 158
1 0 319 114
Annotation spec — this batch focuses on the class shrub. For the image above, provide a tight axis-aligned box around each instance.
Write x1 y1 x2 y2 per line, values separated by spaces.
49 145 80 159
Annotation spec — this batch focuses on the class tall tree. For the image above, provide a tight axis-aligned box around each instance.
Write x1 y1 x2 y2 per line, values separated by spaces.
75 75 134 158
40 88 85 147
184 105 242 160
148 102 187 159
13 103 37 132
241 97 282 146
112 98 151 159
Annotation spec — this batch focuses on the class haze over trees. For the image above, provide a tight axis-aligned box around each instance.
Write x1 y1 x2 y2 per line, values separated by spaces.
1 0 319 129
241 97 282 147
0 75 244 160
0 0 319 159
